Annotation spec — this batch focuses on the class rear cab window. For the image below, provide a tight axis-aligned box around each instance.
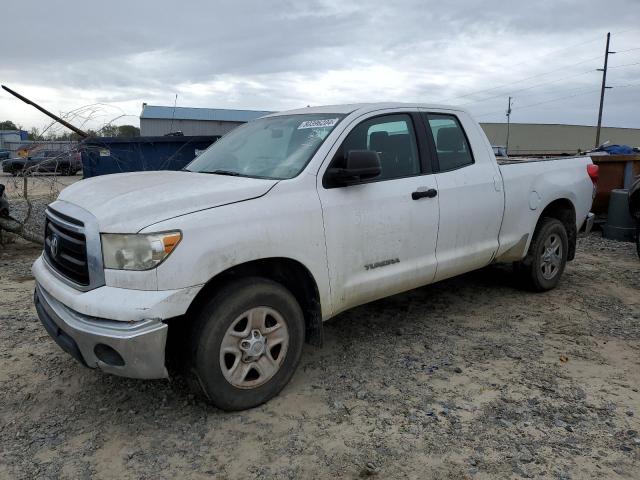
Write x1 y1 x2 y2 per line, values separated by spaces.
423 113 474 172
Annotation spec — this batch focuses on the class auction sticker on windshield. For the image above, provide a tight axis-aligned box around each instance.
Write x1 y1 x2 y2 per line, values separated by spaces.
298 118 339 129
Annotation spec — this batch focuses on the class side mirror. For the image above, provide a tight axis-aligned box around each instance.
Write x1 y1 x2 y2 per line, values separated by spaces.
326 150 381 186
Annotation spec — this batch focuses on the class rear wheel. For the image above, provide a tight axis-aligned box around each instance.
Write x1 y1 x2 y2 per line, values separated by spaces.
189 277 304 410
516 217 568 291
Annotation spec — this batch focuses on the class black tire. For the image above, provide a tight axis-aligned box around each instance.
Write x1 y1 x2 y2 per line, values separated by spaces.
188 277 305 410
516 217 569 291
57 164 71 176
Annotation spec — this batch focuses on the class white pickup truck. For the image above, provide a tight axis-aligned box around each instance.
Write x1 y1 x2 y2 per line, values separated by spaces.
33 103 597 410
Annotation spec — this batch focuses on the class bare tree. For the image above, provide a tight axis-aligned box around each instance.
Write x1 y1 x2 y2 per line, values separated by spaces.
0 104 136 246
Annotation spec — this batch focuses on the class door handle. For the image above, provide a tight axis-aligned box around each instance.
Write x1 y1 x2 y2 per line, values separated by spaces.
412 188 438 200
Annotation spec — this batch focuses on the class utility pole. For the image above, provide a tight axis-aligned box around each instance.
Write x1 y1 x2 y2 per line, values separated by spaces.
505 96 513 156
595 32 615 148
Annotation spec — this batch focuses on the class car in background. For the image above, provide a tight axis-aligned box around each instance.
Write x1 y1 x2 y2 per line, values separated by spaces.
0 150 10 161
1 150 81 176
492 145 507 157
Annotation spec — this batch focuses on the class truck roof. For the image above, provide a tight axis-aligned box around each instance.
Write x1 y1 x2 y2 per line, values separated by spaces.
266 102 469 117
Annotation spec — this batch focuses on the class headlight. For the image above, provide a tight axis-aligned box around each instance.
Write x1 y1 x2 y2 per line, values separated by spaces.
101 231 182 270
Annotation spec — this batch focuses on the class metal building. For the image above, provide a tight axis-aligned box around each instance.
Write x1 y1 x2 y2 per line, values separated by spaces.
139 104 640 156
0 130 28 155
481 123 640 156
139 104 273 136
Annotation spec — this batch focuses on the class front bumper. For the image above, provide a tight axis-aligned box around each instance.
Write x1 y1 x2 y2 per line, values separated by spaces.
32 255 201 322
34 283 169 379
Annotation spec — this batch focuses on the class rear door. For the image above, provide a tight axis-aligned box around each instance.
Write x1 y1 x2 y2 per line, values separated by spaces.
318 110 440 314
419 110 504 281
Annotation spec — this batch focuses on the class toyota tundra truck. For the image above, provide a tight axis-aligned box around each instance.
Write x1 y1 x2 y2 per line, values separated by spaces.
33 103 597 410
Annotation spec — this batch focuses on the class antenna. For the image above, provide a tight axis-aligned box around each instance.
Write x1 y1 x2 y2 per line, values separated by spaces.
169 93 178 134
505 96 513 156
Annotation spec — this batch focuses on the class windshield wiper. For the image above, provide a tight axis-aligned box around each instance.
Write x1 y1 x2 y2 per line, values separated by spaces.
205 169 243 176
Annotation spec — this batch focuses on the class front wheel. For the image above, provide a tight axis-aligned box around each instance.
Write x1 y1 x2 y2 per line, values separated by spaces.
189 277 305 410
516 217 568 291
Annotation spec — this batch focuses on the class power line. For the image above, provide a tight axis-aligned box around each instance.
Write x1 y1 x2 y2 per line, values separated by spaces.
438 30 638 104
462 61 640 109
474 88 601 118
468 29 634 77
608 62 640 69
608 82 640 88
615 47 640 54
440 54 603 104
469 32 638 135
501 33 606 71
459 69 597 107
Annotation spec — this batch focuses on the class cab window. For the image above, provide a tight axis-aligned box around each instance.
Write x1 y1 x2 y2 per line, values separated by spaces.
333 114 420 181
424 113 474 172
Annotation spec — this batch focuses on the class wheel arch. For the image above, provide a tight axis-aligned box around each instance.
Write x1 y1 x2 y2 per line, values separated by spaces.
184 257 323 346
536 198 577 260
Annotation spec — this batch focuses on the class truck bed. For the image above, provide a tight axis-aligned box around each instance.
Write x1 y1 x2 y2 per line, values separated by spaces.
497 156 584 165
494 154 593 263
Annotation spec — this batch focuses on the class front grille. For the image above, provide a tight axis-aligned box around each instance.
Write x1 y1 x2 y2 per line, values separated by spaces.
44 208 90 286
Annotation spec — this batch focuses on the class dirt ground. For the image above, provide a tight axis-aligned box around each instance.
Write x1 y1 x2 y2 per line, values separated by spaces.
1 173 79 198
1 201 639 478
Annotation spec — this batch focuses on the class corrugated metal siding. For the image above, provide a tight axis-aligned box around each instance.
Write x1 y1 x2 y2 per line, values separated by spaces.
140 105 272 122
480 123 640 155
140 119 244 136
1 140 77 156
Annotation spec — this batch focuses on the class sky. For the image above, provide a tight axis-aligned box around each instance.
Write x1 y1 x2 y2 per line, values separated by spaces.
1 0 639 134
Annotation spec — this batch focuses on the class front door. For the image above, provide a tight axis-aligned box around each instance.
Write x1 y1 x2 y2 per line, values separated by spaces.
318 112 440 315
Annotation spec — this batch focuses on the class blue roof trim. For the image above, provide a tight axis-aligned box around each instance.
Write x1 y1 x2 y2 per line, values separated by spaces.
141 105 273 122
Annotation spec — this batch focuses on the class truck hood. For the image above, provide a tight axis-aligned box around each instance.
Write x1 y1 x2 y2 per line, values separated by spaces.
57 171 278 232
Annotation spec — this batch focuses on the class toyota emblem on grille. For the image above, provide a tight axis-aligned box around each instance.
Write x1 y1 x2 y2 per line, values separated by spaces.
50 234 60 258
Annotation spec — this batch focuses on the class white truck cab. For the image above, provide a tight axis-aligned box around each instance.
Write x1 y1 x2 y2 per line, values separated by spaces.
33 103 596 410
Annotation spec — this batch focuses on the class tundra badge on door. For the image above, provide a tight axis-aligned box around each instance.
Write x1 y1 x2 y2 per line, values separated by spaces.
365 258 400 270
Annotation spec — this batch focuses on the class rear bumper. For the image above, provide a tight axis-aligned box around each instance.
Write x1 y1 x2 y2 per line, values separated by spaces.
34 283 169 379
581 212 595 234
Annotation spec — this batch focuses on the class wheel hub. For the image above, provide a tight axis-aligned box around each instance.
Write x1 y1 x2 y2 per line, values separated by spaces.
239 329 266 361
540 233 562 280
220 306 290 389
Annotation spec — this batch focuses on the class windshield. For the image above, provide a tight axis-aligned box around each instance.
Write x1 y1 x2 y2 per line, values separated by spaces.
186 113 345 179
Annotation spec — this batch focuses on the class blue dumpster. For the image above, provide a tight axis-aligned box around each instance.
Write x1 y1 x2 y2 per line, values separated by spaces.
80 136 219 178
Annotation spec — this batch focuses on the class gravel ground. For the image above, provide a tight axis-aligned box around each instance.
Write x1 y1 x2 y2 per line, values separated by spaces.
1 221 639 478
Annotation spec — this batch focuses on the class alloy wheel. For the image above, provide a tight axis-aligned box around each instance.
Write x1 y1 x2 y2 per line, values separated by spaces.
219 306 289 389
